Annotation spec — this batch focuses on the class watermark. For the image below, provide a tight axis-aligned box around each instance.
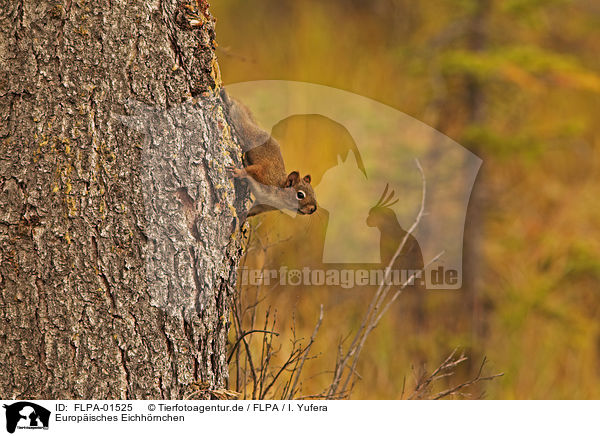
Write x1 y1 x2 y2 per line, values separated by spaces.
119 80 480 317
240 266 459 289
228 81 481 291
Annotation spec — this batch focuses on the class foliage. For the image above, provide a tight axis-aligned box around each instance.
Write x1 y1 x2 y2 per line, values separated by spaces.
215 0 600 399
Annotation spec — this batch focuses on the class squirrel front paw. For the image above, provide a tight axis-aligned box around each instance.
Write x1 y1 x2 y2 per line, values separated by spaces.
226 166 246 179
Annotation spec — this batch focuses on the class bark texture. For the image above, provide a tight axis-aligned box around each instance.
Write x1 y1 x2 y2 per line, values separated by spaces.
0 0 246 399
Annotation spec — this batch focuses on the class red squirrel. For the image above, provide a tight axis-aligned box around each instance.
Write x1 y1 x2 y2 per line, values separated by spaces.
221 89 317 217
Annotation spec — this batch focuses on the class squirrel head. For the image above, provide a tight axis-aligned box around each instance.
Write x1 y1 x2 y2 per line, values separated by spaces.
285 171 317 215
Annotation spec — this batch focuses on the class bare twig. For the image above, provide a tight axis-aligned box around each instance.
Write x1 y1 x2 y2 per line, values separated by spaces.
227 329 279 364
408 350 503 400
327 159 441 398
285 305 324 399
229 158 502 401
230 243 326 399
430 356 504 400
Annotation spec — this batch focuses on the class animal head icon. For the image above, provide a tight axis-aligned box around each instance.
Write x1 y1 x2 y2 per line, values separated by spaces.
366 183 399 229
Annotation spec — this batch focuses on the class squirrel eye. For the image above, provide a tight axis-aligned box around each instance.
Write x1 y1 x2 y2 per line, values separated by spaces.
296 190 305 200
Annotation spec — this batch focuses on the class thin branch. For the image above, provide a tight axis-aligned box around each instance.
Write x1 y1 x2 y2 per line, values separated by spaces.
227 329 279 364
286 305 324 399
430 357 504 400
328 159 439 398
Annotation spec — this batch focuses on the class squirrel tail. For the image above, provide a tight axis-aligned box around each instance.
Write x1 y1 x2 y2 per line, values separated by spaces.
220 88 270 153
219 87 232 107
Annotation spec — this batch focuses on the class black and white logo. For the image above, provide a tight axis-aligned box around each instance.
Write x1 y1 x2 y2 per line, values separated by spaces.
3 402 50 434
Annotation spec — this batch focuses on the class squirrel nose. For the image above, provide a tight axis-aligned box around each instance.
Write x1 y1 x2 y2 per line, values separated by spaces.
308 205 316 214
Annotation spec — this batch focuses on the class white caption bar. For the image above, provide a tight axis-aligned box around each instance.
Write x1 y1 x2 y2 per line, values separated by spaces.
0 400 597 436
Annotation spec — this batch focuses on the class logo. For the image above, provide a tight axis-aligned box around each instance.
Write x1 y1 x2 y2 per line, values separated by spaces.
225 81 480 290
3 402 50 434
119 80 481 317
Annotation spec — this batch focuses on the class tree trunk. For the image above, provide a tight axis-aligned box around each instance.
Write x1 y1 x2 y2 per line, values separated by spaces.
0 0 246 399
462 0 490 341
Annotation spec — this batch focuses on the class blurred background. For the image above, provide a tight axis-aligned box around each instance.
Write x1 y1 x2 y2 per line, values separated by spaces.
213 0 600 399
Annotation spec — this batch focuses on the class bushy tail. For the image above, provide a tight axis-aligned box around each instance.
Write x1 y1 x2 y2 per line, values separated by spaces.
220 88 270 153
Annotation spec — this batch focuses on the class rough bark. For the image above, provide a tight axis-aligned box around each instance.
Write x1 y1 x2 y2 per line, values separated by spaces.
0 0 246 399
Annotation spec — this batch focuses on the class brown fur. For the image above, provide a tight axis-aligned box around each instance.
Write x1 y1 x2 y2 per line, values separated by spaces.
222 89 317 216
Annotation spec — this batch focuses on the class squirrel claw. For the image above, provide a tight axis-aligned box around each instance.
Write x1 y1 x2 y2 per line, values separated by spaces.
226 166 245 178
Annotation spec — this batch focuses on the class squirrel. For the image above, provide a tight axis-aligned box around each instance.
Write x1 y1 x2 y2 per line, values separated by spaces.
221 89 317 217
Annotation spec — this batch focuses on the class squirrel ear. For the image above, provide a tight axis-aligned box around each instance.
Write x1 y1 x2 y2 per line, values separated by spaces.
303 174 311 184
286 171 300 187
